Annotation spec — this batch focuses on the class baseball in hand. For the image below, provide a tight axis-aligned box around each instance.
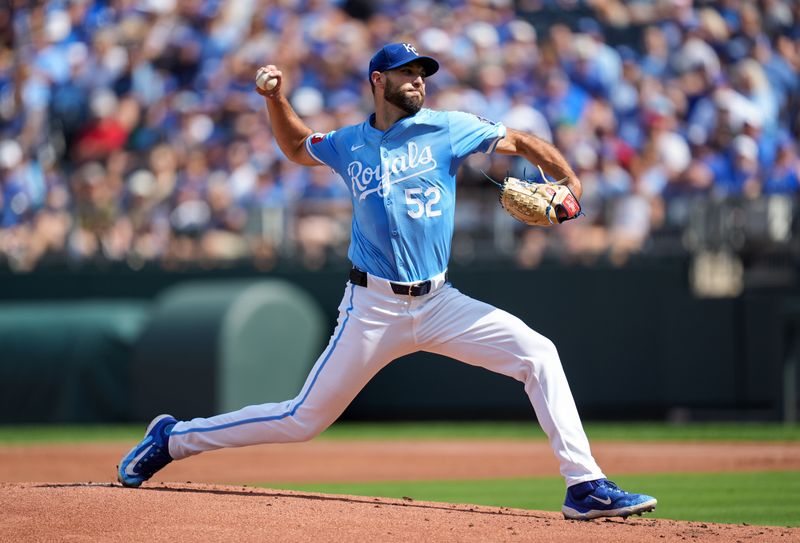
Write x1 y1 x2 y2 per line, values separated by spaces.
256 70 278 91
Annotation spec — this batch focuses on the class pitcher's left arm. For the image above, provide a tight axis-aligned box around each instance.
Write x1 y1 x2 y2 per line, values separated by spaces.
494 128 582 199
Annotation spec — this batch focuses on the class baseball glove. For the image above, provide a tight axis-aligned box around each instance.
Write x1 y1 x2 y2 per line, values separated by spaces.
498 174 582 227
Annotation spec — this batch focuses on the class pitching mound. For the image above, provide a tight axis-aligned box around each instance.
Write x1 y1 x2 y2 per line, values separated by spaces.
2 482 797 542
2 440 799 541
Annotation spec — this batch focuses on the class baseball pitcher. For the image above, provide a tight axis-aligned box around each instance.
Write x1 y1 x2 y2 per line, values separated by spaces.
118 43 656 520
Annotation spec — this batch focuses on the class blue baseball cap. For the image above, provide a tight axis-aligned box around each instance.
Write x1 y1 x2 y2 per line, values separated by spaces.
368 43 439 80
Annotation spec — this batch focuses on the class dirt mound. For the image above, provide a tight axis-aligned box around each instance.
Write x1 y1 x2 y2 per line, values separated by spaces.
1 482 796 542
2 440 799 541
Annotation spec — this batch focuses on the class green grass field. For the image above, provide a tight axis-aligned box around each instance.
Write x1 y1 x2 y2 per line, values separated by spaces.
1 421 798 527
270 471 800 527
1 421 798 444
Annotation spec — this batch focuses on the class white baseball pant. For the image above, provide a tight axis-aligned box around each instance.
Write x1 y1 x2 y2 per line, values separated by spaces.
168 271 605 487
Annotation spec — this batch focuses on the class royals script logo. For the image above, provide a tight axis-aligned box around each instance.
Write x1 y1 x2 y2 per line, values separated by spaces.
347 141 437 201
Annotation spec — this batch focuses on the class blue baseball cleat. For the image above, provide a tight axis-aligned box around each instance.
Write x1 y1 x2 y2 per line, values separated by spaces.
117 414 177 488
562 479 657 520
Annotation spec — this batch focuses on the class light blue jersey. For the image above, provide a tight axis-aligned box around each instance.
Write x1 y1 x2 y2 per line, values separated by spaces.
305 108 506 282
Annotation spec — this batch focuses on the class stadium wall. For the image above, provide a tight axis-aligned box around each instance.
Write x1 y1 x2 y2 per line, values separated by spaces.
0 260 795 422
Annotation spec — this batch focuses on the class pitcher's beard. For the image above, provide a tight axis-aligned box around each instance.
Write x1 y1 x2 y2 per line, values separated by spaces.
384 81 424 115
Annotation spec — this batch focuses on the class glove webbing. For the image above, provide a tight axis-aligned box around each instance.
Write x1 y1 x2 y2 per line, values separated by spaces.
482 167 585 224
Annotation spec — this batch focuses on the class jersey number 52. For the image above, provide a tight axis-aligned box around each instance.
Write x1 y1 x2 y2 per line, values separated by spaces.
405 187 442 219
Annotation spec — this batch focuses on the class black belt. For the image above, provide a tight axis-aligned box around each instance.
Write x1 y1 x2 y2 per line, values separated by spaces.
349 268 447 296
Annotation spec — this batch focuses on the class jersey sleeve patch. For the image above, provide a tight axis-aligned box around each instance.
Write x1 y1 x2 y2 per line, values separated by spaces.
305 132 330 165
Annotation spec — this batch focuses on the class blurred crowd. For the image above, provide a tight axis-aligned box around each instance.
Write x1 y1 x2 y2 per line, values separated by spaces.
1 0 798 272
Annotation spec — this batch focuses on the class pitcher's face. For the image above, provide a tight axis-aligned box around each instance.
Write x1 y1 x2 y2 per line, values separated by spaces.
382 62 427 115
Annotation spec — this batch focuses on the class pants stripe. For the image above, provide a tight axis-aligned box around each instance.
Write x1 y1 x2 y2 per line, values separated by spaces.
171 284 356 436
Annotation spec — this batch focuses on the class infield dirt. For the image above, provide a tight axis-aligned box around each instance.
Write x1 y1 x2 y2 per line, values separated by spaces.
1 439 799 542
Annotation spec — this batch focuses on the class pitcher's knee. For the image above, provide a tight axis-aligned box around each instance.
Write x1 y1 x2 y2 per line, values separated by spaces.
519 334 563 377
515 324 559 359
504 327 561 380
539 336 561 361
